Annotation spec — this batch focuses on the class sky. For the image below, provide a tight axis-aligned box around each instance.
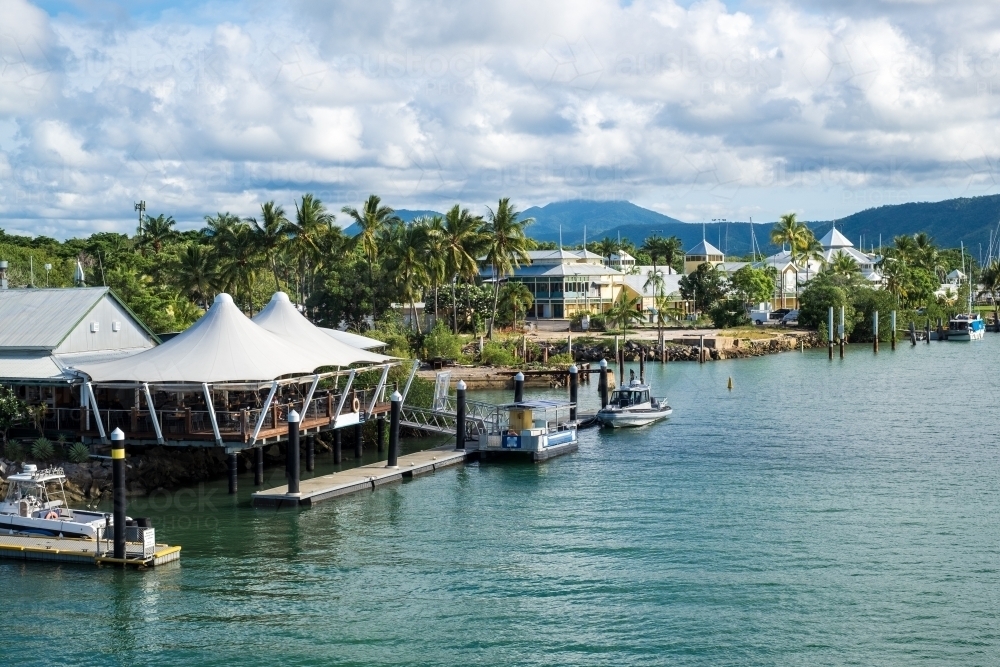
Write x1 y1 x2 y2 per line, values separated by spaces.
2 0 1000 237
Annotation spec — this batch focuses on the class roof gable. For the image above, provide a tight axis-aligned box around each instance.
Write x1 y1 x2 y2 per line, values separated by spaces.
685 240 723 256
0 287 110 351
820 227 854 249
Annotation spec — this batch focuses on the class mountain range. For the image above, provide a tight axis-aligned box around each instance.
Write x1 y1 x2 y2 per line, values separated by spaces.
349 195 1000 259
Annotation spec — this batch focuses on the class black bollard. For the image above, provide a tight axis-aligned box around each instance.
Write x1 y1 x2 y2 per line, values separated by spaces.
354 423 363 459
333 428 342 464
306 435 315 472
639 354 645 384
873 311 879 354
377 417 385 453
828 306 834 360
228 451 238 495
254 446 263 486
599 358 609 409
111 428 126 560
455 379 467 450
287 409 300 495
909 321 916 346
388 391 401 467
890 310 896 351
569 365 578 421
925 319 931 344
514 372 524 403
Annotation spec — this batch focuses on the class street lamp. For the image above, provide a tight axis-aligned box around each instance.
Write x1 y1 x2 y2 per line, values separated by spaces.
44 263 51 287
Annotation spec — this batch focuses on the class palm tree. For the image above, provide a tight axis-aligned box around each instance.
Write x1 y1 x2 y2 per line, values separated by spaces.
215 223 264 314
422 215 447 324
499 281 533 331
607 292 643 334
794 233 825 282
644 267 667 350
288 194 335 305
442 205 485 333
386 220 430 332
827 250 860 277
342 195 400 326
596 237 617 265
770 213 809 255
174 243 218 308
139 214 177 255
247 201 289 291
484 198 532 338
201 212 241 239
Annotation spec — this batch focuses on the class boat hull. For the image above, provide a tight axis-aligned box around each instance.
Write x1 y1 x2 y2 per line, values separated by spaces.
946 329 985 341
0 513 107 540
597 407 672 428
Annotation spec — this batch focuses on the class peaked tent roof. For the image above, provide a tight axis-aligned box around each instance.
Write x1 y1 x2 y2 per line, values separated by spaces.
73 294 324 383
685 239 724 256
820 227 854 249
321 328 387 350
253 293 390 364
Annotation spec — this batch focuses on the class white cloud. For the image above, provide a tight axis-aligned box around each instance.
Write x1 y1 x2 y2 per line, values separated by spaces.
0 0 999 235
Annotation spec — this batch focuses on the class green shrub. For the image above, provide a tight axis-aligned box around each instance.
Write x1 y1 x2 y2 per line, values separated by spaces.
546 353 573 366
709 298 749 328
480 342 517 366
67 442 91 463
588 315 607 331
423 322 463 360
4 441 24 462
31 437 54 462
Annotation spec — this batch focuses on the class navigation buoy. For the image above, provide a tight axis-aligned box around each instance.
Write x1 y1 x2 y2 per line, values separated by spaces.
727 377 733 391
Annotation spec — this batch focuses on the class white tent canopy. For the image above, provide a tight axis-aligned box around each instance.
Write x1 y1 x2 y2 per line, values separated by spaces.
73 294 326 383
253 292 390 364
321 328 386 350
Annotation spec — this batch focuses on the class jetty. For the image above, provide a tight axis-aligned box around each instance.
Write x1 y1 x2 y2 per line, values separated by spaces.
0 532 181 568
251 445 467 508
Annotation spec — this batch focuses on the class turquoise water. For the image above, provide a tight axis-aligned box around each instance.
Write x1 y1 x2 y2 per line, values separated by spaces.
5 338 1000 665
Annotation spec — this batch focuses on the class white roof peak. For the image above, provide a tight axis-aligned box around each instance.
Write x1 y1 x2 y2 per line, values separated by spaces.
820 226 853 249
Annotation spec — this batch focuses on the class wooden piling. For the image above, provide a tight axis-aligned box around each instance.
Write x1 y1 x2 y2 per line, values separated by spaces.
873 310 879 353
333 428 342 464
839 306 845 359
909 321 916 346
891 310 896 350
828 306 834 359
254 446 264 486
699 334 705 364
925 319 931 344
228 452 238 494
306 435 315 472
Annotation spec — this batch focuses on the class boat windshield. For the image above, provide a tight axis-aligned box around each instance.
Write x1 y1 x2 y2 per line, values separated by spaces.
612 389 650 407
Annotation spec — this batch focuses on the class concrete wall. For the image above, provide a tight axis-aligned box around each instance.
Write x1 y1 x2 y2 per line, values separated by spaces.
55 296 157 354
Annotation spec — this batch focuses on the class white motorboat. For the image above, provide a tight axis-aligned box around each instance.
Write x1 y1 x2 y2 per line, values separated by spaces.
597 380 672 428
0 464 113 540
946 313 985 341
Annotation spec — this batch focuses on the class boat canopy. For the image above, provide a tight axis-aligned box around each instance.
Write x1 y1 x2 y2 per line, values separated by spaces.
253 292 391 365
71 294 330 383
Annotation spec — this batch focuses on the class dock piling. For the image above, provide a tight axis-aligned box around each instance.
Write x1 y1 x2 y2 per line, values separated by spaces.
639 354 645 383
111 428 126 560
306 435 315 472
618 347 625 385
828 306 834 359
873 310 879 353
333 428 342 464
569 365 578 421
937 318 943 342
599 359 609 408
455 380 467 449
354 423 363 459
891 310 897 350
514 372 525 403
228 452 238 494
387 391 401 468
699 334 705 364
839 306 845 359
925 319 931 344
909 321 916 346
287 410 300 495
254 446 263 486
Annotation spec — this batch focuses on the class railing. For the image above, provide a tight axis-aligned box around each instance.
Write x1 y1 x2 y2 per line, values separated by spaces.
432 394 500 423
400 406 494 438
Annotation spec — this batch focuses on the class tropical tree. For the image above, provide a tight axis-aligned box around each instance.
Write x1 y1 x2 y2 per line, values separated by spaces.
385 220 430 332
827 250 860 277
441 205 485 333
729 265 774 315
215 223 264 314
644 267 667 347
288 194 335 305
498 281 533 331
247 201 289 291
484 198 532 338
770 213 810 254
342 194 399 325
607 291 643 333
422 215 447 323
174 243 218 307
679 262 727 313
596 237 617 265
138 214 177 255
794 233 825 281
201 212 242 240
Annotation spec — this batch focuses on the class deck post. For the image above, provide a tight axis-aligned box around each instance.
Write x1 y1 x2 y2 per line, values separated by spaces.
925 319 931 344
334 428 342 464
639 353 645 383
354 423 363 460
306 435 315 472
287 410 300 495
111 428 126 560
699 334 705 364
839 306 845 359
828 306 834 360
599 359 609 409
514 372 524 403
910 321 916 346
891 310 897 350
456 380 467 450
377 417 385 453
568 365 578 421
387 391 402 468
254 446 263 486
873 311 879 353
228 452 238 495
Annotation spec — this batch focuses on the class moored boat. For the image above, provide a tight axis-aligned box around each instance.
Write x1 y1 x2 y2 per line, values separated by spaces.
597 380 672 428
946 313 985 341
0 464 114 540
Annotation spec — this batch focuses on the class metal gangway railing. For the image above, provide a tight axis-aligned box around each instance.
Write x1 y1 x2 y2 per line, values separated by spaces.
399 405 494 439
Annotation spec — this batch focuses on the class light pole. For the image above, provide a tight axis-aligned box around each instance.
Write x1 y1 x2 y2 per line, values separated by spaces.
44 263 51 288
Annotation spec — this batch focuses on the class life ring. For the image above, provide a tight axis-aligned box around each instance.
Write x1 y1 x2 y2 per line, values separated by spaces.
352 397 361 412
43 510 59 520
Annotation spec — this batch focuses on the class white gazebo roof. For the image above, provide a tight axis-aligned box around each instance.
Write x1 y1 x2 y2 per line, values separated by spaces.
685 240 723 256
819 227 853 249
947 269 966 281
253 293 390 365
321 328 387 350
73 294 325 383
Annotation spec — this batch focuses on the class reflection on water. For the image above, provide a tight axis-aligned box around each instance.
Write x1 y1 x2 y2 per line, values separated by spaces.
5 339 1000 665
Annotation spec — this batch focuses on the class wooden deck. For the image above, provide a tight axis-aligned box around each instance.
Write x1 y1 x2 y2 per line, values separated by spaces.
0 533 181 568
251 446 469 508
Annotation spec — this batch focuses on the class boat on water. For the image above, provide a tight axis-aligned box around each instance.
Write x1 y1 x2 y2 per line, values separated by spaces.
469 399 579 462
946 313 985 341
597 379 672 428
0 464 113 540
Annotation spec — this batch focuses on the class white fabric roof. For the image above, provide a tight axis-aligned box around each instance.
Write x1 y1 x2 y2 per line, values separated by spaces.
73 294 325 383
253 293 390 364
321 328 387 350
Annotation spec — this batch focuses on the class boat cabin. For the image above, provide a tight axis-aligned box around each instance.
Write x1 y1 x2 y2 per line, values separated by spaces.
610 385 651 408
1 464 68 517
